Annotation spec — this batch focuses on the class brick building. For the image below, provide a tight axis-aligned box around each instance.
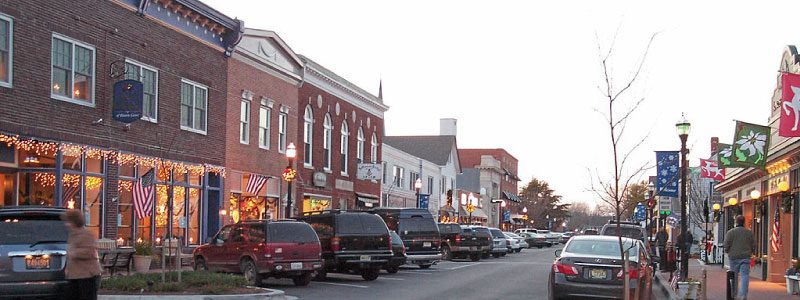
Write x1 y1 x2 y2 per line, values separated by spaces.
293 56 388 215
458 148 521 227
0 0 243 245
222 28 302 225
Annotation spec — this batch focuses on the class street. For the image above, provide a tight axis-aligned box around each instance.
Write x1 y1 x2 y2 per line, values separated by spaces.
256 244 663 300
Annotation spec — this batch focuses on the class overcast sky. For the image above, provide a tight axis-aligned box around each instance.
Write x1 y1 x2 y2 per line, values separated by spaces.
205 0 793 208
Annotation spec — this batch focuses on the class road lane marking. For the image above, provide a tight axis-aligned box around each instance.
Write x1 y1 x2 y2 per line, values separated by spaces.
315 282 369 288
398 271 432 275
447 263 481 270
379 277 405 281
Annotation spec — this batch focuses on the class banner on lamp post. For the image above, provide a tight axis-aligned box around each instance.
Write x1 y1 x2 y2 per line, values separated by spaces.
655 151 680 197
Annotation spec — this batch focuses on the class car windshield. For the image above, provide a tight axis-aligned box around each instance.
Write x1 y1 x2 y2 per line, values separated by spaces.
268 223 319 243
399 217 438 233
489 229 505 238
504 232 521 238
538 230 550 234
565 239 639 260
0 216 68 245
337 214 388 234
603 226 644 241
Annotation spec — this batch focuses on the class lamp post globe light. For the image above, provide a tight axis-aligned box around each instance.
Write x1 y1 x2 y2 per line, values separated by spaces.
676 115 691 280
500 200 507 230
284 143 297 219
415 178 422 208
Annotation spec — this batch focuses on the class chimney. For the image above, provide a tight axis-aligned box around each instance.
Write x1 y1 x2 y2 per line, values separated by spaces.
440 118 457 136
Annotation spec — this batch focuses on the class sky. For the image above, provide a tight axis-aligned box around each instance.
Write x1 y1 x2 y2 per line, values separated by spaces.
204 0 794 208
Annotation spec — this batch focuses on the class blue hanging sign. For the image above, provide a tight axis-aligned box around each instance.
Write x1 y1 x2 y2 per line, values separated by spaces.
419 194 430 209
655 151 680 197
112 79 144 123
634 202 646 222
503 210 511 222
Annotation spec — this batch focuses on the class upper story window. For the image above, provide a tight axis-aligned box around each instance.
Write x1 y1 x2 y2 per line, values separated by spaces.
409 172 419 191
356 127 365 164
303 105 313 166
258 99 271 149
427 176 434 195
239 99 250 144
51 33 95 106
393 166 404 188
278 107 288 153
340 121 349 175
180 79 208 134
323 114 333 170
124 59 158 122
0 14 12 87
370 132 378 163
382 162 388 183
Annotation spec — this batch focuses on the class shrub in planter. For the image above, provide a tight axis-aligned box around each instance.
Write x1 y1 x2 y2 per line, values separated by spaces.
101 271 248 294
133 241 154 273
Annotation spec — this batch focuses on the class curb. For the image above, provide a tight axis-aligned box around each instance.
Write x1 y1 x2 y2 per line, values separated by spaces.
99 287 287 300
654 271 679 300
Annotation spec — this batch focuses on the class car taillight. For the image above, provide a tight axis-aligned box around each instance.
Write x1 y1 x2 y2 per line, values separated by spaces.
387 235 392 250
331 236 341 252
553 260 579 276
454 234 462 244
617 267 640 279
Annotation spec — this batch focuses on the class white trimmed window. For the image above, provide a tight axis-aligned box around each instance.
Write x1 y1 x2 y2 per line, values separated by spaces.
258 100 271 149
278 109 288 153
51 33 95 106
303 105 313 166
370 132 378 163
427 176 434 195
124 59 158 122
340 121 349 175
180 79 208 134
239 99 249 144
409 172 419 191
393 166 404 188
323 114 332 170
357 127 365 164
0 14 12 87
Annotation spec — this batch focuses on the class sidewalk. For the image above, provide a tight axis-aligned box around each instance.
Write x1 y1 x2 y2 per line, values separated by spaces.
655 259 797 300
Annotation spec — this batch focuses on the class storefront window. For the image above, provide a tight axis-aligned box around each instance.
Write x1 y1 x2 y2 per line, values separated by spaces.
119 165 134 178
17 149 56 168
19 172 55 206
62 152 81 171
155 184 170 243
118 180 134 245
61 174 81 209
1 174 12 206
188 188 200 245
84 176 103 237
189 173 202 186
303 196 331 213
86 156 102 174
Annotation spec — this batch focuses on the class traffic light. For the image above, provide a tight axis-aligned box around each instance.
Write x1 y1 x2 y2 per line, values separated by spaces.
446 189 453 206
659 210 671 220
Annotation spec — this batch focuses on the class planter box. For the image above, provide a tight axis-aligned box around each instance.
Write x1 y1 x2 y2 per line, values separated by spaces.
676 281 700 300
133 255 153 273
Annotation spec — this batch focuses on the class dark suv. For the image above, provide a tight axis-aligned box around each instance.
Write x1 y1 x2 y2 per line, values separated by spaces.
600 220 649 250
300 211 393 281
371 208 441 268
0 206 69 298
193 220 323 287
437 223 484 261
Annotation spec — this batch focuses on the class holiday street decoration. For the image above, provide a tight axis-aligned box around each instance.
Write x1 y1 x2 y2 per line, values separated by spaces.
732 121 771 169
282 167 297 182
655 151 679 197
700 158 725 181
781 72 800 137
717 143 737 168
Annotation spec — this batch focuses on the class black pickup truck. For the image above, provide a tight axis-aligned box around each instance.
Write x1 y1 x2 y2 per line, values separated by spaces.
372 208 442 269
437 223 489 261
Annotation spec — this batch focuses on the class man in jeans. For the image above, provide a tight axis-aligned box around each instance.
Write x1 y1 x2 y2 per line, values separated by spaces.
724 215 754 300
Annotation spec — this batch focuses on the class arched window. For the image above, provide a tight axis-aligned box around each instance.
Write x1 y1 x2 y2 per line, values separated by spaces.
371 132 378 163
356 127 365 164
340 121 349 174
303 105 313 166
323 114 333 170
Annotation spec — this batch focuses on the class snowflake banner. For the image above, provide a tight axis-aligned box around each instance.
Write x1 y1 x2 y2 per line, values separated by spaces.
732 121 771 169
700 158 725 181
780 72 800 137
655 151 680 197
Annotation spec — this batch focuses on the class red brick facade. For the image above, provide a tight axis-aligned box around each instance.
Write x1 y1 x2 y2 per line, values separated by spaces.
459 149 520 194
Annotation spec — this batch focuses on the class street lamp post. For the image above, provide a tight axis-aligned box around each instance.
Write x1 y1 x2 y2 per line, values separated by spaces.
500 200 507 231
283 143 297 219
415 178 422 208
676 115 691 280
646 183 655 254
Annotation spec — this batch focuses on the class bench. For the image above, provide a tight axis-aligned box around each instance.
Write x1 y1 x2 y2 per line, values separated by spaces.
99 248 134 276
161 239 193 267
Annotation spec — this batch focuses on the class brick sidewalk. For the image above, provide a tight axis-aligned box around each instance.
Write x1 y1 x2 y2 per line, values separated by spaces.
657 259 798 299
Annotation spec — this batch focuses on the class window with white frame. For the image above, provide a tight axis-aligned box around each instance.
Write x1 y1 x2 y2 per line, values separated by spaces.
124 60 158 121
323 114 332 170
239 99 249 144
0 15 12 87
428 176 434 195
409 172 419 191
382 162 388 183
440 177 447 195
180 80 207 134
356 127 365 164
370 132 378 163
51 34 95 105
303 105 313 166
278 108 288 153
393 166 404 188
340 121 349 174
258 100 271 149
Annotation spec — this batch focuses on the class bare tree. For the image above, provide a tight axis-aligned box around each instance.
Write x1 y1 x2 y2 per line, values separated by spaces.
588 30 657 300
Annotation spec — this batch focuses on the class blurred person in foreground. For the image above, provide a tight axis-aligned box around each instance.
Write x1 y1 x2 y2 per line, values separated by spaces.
61 210 101 300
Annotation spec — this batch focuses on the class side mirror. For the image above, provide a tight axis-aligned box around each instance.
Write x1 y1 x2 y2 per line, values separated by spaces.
555 249 562 257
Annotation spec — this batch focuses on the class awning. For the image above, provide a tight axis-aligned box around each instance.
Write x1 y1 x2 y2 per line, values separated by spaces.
461 206 488 219
502 191 521 202
356 192 379 207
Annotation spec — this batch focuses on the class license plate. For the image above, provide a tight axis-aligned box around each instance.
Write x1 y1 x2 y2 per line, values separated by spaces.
360 255 371 261
25 256 50 270
423 242 431 247
590 269 607 279
290 262 303 270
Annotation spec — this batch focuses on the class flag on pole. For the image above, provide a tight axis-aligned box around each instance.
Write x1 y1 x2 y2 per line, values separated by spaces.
699 159 725 181
245 174 269 195
133 169 155 219
732 121 771 169
780 72 800 137
772 205 781 253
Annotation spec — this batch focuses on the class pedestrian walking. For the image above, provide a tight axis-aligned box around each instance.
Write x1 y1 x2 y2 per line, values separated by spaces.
61 210 102 300
724 215 755 300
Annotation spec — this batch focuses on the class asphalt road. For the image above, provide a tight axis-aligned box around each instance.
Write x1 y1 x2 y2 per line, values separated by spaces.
254 244 653 300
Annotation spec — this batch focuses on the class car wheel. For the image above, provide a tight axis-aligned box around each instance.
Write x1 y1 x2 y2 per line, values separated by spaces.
481 252 490 259
469 253 481 261
361 267 380 281
313 268 327 281
419 264 432 269
194 256 208 271
386 266 400 274
441 245 452 261
547 244 552 247
240 259 263 287
492 253 501 258
293 273 312 286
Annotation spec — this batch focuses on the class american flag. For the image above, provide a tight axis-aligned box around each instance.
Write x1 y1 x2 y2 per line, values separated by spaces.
245 174 268 195
62 184 80 207
133 169 155 219
772 205 781 253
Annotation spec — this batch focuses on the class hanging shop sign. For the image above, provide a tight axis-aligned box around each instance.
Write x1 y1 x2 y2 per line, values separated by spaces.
356 163 382 180
768 173 790 195
112 79 144 123
313 172 327 188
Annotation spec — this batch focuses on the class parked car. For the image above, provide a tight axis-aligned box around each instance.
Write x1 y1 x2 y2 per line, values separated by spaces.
503 231 530 253
467 226 494 258
559 232 574 244
519 232 549 248
538 229 561 246
485 227 509 258
371 208 441 269
503 232 523 253
300 211 393 281
548 235 653 300
600 220 649 250
514 228 538 234
193 220 323 286
384 231 406 274
0 206 69 298
581 228 599 235
437 223 484 261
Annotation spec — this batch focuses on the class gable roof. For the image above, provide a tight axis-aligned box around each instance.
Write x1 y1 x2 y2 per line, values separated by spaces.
298 55 384 105
383 135 459 167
